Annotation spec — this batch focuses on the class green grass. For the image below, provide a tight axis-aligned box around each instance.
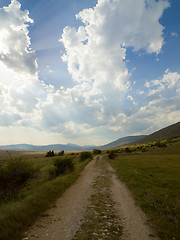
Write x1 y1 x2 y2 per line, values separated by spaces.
108 142 180 240
0 152 91 240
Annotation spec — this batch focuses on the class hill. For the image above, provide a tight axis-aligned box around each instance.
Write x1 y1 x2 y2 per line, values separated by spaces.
130 121 180 145
99 135 146 149
1 122 179 151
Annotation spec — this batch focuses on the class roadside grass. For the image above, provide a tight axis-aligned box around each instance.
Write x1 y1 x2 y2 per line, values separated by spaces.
0 152 91 240
108 142 180 240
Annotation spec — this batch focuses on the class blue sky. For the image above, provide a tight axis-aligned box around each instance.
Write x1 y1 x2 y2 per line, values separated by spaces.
0 0 179 145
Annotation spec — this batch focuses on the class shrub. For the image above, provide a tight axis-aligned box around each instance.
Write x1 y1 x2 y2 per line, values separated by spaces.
46 150 55 157
125 147 132 153
118 149 124 153
93 149 102 155
155 140 167 148
0 158 38 201
58 150 64 156
170 137 180 143
141 148 147 152
80 151 93 161
49 157 74 178
108 150 117 159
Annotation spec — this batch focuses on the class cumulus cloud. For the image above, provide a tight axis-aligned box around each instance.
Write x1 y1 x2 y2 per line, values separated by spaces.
107 69 180 136
60 0 169 89
0 0 37 75
58 0 170 132
1 0 179 145
145 69 180 97
76 0 169 53
0 0 43 128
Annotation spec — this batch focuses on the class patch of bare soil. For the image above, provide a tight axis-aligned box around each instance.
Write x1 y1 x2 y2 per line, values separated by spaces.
72 157 123 240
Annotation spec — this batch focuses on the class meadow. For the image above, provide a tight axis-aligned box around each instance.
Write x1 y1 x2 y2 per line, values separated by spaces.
108 141 180 240
0 151 92 240
0 139 179 240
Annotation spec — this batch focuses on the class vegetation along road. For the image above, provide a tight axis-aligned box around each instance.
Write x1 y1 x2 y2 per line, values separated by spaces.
24 156 159 240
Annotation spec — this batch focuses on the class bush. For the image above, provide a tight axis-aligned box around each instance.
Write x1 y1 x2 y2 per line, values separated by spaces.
0 158 38 201
93 149 102 155
49 157 74 178
155 140 167 148
80 151 93 161
46 150 55 157
125 147 132 153
58 150 64 156
141 148 147 152
108 150 117 159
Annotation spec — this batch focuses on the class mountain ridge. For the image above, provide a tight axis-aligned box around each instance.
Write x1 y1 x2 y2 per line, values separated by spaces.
98 135 146 149
129 121 180 145
1 121 179 151
0 135 145 152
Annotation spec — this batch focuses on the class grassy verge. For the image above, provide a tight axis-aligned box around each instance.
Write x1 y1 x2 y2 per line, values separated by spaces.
0 152 91 240
108 143 180 240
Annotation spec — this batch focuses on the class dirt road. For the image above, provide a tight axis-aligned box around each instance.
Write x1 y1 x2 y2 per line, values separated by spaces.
24 156 159 240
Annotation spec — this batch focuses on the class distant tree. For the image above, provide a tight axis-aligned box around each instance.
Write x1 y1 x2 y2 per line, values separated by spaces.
93 149 102 155
46 150 55 157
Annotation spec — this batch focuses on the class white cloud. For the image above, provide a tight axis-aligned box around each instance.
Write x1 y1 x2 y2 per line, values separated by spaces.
76 0 169 53
171 32 178 37
60 0 169 89
1 0 179 145
127 95 136 105
161 70 180 88
107 69 180 137
46 65 54 73
145 70 180 97
0 0 37 75
0 1 43 129
59 0 170 134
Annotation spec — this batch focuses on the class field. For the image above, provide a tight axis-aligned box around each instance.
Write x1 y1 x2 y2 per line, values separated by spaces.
0 140 179 240
108 141 180 240
0 151 91 240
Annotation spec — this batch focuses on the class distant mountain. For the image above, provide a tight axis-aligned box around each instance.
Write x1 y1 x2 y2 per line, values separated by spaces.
0 136 145 152
0 144 35 151
0 136 146 152
99 135 146 149
1 122 179 151
130 121 180 145
0 143 96 152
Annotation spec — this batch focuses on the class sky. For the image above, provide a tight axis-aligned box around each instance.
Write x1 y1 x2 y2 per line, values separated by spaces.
0 0 180 146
